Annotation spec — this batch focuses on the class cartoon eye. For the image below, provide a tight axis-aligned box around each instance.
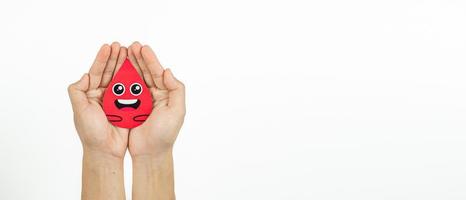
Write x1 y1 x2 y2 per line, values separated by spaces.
130 83 143 96
112 83 125 96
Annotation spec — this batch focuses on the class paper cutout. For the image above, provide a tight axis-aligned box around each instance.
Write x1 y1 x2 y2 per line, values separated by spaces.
102 59 153 128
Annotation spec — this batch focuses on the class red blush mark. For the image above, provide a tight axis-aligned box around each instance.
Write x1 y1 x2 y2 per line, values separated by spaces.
102 59 153 128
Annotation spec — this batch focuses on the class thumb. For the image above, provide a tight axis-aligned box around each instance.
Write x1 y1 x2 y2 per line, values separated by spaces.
163 69 185 113
68 73 90 112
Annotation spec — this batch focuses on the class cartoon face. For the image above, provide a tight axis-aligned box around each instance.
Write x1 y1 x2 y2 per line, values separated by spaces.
102 59 153 128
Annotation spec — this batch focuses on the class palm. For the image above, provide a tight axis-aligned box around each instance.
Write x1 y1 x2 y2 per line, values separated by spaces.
129 88 182 156
76 88 129 157
126 43 185 157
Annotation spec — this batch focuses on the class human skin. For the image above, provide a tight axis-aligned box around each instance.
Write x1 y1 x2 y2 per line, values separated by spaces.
68 42 185 200
127 42 185 200
68 42 128 200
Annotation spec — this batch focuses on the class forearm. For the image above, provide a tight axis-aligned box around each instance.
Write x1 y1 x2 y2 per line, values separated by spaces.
132 150 175 200
82 150 126 200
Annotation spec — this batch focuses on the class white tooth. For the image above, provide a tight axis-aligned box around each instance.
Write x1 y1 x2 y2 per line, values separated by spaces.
117 99 137 105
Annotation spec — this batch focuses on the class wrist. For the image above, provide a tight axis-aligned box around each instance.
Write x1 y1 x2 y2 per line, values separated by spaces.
83 148 125 164
81 149 126 200
131 148 173 166
131 148 175 200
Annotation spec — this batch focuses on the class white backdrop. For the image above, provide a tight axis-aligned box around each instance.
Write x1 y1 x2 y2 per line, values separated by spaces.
0 0 465 199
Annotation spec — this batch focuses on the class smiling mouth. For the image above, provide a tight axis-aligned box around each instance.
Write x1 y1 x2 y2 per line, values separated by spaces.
114 99 141 110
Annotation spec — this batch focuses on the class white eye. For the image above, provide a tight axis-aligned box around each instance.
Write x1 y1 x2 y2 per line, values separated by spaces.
130 83 143 96
112 83 125 96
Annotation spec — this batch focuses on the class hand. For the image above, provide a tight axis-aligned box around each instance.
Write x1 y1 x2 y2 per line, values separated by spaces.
126 42 185 200
126 42 186 159
68 42 129 158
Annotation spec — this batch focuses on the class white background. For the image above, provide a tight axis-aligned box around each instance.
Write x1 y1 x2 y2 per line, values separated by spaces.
0 0 465 199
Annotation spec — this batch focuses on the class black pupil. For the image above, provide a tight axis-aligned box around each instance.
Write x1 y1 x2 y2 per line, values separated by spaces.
131 84 142 95
113 84 124 95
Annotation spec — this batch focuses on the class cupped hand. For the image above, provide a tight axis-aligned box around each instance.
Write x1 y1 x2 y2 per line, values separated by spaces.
126 42 186 158
68 42 129 158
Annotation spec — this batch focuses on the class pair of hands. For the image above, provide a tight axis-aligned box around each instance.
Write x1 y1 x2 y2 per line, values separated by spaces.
68 41 185 161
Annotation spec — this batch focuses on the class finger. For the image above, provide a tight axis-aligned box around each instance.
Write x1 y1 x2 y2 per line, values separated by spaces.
68 73 90 112
100 42 121 87
113 47 127 78
164 69 185 112
128 43 143 78
141 45 166 89
130 42 155 87
89 44 111 90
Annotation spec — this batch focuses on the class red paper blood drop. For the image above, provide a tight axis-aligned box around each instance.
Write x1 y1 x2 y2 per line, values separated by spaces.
102 59 153 128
